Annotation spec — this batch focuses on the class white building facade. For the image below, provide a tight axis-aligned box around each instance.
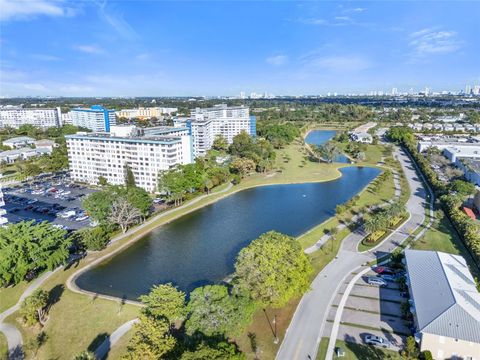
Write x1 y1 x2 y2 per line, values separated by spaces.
116 107 178 119
0 107 61 129
66 126 192 192
173 104 256 157
71 105 116 132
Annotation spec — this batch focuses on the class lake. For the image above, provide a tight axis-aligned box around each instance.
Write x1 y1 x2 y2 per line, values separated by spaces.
76 166 380 299
305 129 350 163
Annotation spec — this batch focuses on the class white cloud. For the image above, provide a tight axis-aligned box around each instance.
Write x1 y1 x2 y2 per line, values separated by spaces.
135 53 150 61
96 1 137 40
266 55 288 66
23 83 47 91
343 7 366 13
301 53 372 73
0 0 77 21
73 45 104 54
31 54 61 61
409 28 463 60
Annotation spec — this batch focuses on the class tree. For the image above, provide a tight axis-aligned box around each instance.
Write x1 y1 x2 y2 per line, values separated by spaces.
185 285 255 337
123 315 176 360
212 134 229 152
451 179 476 196
24 331 48 358
79 226 110 251
74 351 97 360
0 221 70 286
229 131 256 158
20 289 49 326
181 342 245 360
230 158 256 178
234 231 312 308
98 176 108 186
139 283 186 325
108 198 142 233
125 165 136 187
312 141 340 163
402 336 419 359
82 192 113 224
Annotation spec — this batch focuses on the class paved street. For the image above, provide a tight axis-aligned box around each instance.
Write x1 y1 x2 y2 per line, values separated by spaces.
276 147 428 360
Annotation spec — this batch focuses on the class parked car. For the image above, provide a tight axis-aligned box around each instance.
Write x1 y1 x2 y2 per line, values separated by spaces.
366 276 387 286
372 266 395 275
75 215 89 222
380 274 396 282
364 335 391 348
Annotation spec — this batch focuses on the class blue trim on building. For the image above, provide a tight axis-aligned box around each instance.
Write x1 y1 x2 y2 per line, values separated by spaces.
249 115 257 137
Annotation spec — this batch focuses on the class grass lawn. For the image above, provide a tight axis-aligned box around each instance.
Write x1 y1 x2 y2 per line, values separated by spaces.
106 327 134 360
4 256 141 360
412 206 480 278
0 332 7 360
0 281 29 313
316 338 402 360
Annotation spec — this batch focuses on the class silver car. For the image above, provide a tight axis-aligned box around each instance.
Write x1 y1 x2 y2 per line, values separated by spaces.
367 276 388 286
364 335 391 348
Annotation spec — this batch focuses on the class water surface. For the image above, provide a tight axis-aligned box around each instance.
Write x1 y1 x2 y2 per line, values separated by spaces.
305 129 349 163
77 166 379 299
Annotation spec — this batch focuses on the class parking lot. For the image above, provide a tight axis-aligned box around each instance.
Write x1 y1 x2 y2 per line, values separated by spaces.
2 173 96 231
324 268 411 353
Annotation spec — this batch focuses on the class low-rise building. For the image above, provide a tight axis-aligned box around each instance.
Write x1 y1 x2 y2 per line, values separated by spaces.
2 136 35 149
457 159 480 186
404 249 480 360
66 125 192 192
0 107 61 129
0 147 51 163
70 105 116 132
443 145 480 163
34 139 56 152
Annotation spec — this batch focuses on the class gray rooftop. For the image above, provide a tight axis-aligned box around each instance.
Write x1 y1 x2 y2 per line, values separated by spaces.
2 136 35 144
405 249 480 343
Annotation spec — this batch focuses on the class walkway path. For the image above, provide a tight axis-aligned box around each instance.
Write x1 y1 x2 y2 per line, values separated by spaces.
0 269 59 360
276 147 429 360
94 319 139 360
304 169 401 254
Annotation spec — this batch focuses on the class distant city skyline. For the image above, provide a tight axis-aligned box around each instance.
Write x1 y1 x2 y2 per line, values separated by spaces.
1 1 479 97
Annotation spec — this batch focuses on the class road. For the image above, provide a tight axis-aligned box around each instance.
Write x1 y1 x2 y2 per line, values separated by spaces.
276 147 429 360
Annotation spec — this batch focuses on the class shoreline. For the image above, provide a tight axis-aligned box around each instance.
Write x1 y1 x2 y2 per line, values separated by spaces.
67 165 377 303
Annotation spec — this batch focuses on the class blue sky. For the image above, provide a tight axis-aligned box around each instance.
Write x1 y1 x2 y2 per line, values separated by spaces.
0 0 479 97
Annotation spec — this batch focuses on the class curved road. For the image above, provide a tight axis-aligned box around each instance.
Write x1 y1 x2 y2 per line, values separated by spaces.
276 147 429 360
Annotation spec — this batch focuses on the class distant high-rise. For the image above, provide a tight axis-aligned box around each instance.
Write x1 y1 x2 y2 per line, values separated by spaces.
391 87 398 96
465 84 472 95
0 106 61 129
71 105 116 132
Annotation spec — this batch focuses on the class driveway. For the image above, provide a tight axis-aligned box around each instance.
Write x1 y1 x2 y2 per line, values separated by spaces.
276 147 427 360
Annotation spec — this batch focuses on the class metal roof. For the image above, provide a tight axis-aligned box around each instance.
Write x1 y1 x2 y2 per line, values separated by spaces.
405 249 480 343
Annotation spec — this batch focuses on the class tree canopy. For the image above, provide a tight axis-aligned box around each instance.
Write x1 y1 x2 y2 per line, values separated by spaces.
0 221 70 286
185 285 255 337
139 283 186 325
234 231 312 308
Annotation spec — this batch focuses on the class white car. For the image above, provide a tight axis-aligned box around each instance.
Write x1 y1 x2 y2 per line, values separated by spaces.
364 335 391 348
75 215 89 222
367 277 387 287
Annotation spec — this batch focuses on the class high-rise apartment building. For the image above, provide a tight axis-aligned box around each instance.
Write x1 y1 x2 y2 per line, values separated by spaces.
173 104 256 157
0 106 61 129
71 105 116 132
0 176 7 226
66 125 192 192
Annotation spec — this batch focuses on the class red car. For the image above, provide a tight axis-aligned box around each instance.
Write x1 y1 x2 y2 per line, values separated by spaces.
373 266 395 275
